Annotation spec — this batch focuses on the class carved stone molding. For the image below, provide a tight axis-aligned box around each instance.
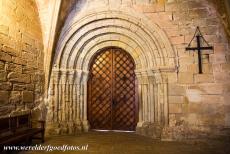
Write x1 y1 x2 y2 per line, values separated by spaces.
47 5 176 137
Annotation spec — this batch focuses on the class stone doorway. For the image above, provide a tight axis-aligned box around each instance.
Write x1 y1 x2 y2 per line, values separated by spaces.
87 47 138 131
47 7 176 137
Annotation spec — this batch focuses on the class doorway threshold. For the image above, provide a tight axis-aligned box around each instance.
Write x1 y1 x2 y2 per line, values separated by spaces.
91 129 135 133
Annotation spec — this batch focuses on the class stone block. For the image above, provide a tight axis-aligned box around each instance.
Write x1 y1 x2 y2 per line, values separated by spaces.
0 91 9 104
9 91 22 104
33 73 45 83
0 82 12 90
22 66 36 74
0 61 5 70
0 25 9 35
34 84 43 94
169 96 185 104
206 18 219 26
22 43 33 52
179 65 187 72
170 36 184 45
169 103 182 114
210 54 227 64
22 91 33 103
2 46 17 57
199 103 224 117
155 3 165 12
188 103 202 113
168 84 185 95
6 63 22 73
165 2 178 12
214 43 227 53
202 95 223 104
194 74 214 83
221 63 230 71
190 9 209 18
199 83 223 95
186 64 198 73
12 57 27 65
213 72 229 82
0 71 7 81
178 73 193 84
179 57 194 65
167 73 177 83
22 34 35 46
165 28 181 37
212 64 221 72
0 51 12 62
202 64 213 73
8 72 31 83
186 89 202 103
27 60 38 69
142 5 157 13
22 51 34 61
13 84 27 91
26 84 34 91
187 114 200 125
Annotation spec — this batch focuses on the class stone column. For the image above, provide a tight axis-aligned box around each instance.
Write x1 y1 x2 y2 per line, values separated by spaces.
154 72 169 126
136 70 154 134
81 71 89 132
74 71 83 132
67 71 75 134
135 69 168 139
135 71 144 128
46 69 62 135
60 72 66 122
53 70 60 123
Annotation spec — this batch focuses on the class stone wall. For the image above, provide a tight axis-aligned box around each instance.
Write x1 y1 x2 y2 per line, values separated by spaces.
131 0 230 140
0 0 44 117
136 0 230 140
48 0 230 140
144 0 230 139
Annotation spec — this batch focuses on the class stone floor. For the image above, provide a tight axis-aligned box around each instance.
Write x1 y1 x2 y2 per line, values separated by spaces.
17 131 230 154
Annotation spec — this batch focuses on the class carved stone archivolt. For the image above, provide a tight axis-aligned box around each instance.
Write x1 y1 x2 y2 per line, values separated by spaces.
47 4 176 137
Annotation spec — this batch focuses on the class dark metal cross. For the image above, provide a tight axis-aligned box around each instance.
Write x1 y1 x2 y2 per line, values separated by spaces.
186 27 213 74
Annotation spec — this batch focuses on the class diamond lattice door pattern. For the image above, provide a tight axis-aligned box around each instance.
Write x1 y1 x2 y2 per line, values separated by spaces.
87 48 138 131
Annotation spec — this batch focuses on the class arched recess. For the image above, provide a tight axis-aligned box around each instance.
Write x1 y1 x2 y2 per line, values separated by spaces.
47 5 177 136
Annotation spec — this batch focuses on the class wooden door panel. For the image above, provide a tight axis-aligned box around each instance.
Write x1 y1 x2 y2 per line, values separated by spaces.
88 50 112 130
112 49 136 131
88 48 137 131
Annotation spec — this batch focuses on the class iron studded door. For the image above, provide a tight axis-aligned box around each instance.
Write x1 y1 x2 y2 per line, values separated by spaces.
87 48 137 131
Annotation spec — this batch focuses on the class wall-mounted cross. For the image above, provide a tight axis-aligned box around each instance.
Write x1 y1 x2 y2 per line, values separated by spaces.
186 27 213 74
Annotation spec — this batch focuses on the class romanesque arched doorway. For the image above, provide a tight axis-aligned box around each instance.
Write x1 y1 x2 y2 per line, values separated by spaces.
48 7 176 137
87 47 138 131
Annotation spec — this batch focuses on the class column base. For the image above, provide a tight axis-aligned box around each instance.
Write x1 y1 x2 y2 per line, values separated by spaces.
82 120 90 132
136 122 163 139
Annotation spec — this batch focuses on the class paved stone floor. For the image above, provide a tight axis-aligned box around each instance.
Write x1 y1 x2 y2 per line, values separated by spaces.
18 131 230 154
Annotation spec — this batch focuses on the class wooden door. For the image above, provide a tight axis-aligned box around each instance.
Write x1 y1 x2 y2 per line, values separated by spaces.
87 48 137 131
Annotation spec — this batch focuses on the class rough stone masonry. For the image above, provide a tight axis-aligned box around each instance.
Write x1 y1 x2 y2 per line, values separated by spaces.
0 0 44 117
